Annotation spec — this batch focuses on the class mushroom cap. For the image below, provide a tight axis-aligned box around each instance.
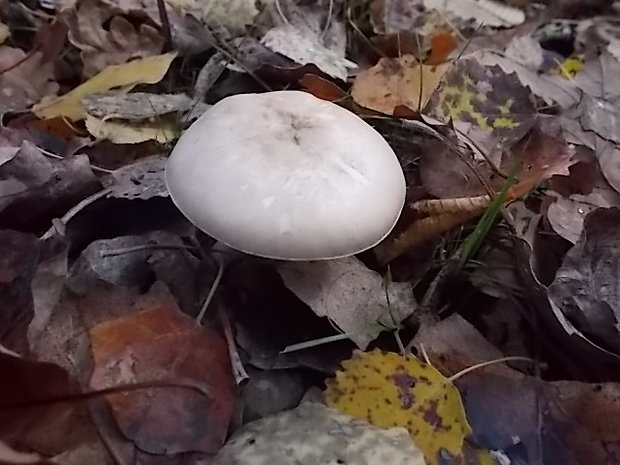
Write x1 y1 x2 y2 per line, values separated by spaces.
165 90 406 260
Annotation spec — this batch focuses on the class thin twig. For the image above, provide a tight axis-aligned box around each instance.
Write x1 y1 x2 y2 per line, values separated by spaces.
321 0 334 39
217 303 249 384
448 356 535 382
101 244 199 258
156 0 173 52
40 187 113 241
196 253 225 324
38 147 114 174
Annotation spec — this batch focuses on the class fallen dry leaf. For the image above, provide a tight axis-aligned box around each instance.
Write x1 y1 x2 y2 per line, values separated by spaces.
89 284 236 454
548 207 620 355
0 347 98 459
60 0 164 77
167 0 263 33
103 155 169 200
276 256 416 349
0 141 100 231
85 114 179 144
213 402 425 465
352 55 449 115
262 24 357 81
424 0 525 28
413 314 620 465
33 52 177 121
82 92 195 120
475 50 581 108
325 349 473 465
0 46 59 113
426 58 536 141
0 22 9 45
299 74 347 102
0 231 39 355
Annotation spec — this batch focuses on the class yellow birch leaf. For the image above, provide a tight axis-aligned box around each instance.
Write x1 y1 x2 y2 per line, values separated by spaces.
352 55 450 115
33 52 177 121
85 115 179 144
325 349 472 465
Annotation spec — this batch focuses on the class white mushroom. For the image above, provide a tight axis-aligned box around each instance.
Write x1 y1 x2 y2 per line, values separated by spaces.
165 90 405 261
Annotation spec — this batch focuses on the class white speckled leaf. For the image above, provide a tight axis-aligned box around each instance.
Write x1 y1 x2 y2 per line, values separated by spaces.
261 24 357 80
276 257 416 349
213 402 426 465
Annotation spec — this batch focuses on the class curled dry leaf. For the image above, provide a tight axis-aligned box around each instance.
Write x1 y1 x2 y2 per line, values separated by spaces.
33 52 177 121
59 0 164 77
276 257 416 349
85 114 179 144
325 349 473 465
548 207 620 355
352 55 449 115
0 46 59 113
82 92 196 120
299 74 347 102
379 127 575 263
89 284 236 455
375 196 491 264
0 141 101 231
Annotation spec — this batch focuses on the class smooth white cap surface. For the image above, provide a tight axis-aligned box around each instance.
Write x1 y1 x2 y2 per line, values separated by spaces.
165 90 406 260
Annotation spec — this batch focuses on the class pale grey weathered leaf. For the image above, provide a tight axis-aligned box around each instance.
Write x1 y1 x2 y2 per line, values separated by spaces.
261 24 357 80
213 403 425 465
276 256 415 349
424 0 524 28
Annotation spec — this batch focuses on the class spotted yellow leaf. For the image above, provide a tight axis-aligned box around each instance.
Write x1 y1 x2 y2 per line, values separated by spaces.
426 58 536 139
325 349 472 465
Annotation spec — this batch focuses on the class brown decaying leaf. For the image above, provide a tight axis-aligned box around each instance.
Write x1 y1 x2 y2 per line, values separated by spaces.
375 197 489 264
412 314 620 465
0 231 39 355
60 0 164 77
377 128 576 264
0 348 98 457
0 141 101 232
89 284 237 455
352 55 450 115
0 46 58 112
548 207 620 355
299 74 347 102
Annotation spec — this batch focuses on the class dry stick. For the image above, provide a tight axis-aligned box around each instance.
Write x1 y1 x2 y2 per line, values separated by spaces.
217 303 249 384
40 187 113 241
156 0 173 52
100 244 200 258
320 0 334 39
196 252 225 324
38 147 114 174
